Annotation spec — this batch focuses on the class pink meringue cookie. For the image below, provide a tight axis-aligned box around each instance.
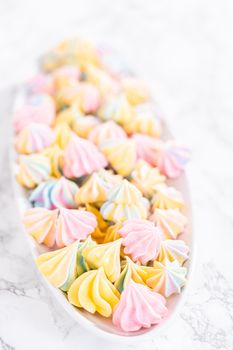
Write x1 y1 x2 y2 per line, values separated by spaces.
132 134 162 166
112 281 168 332
119 219 162 264
27 73 54 95
155 141 191 178
89 120 127 147
72 82 101 114
13 94 55 133
63 133 108 178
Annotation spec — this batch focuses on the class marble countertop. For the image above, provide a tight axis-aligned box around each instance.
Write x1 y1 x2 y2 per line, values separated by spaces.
0 0 233 349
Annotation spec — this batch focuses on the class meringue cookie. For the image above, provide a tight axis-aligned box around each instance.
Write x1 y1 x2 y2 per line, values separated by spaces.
152 184 185 210
52 65 80 90
158 239 189 265
68 267 120 317
29 177 79 209
75 172 108 206
119 219 162 264
85 204 109 243
155 141 190 179
103 223 122 243
63 133 107 178
15 123 55 155
98 94 133 126
43 144 64 178
23 207 97 248
55 105 82 127
82 239 122 282
146 260 187 297
97 169 122 187
55 84 82 110
36 239 93 292
132 133 162 166
122 77 151 106
101 139 136 176
73 115 100 139
72 82 101 114
130 160 165 198
152 208 187 239
17 154 51 189
54 123 72 149
13 94 55 133
112 281 167 332
100 179 147 223
27 73 54 95
89 120 127 147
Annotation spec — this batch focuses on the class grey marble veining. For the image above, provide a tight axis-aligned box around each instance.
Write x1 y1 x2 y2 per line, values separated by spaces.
0 0 233 349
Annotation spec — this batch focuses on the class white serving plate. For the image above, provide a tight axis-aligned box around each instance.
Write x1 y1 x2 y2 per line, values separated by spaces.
13 87 195 344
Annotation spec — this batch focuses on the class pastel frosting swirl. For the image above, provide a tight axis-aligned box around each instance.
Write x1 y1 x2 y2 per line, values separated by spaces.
152 184 185 210
89 120 127 147
158 239 189 265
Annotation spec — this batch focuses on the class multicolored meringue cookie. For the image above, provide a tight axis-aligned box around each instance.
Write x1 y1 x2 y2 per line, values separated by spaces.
43 145 64 178
132 133 162 166
27 73 54 95
98 94 133 126
17 154 51 189
114 257 153 292
158 239 189 265
54 123 72 149
112 281 167 332
101 139 136 176
100 179 147 223
122 77 151 106
75 172 108 206
151 208 187 239
146 260 187 297
97 169 122 187
13 94 55 133
72 82 101 114
52 65 80 90
89 120 127 147
55 105 82 127
82 239 122 282
36 239 93 292
29 177 78 209
85 203 109 243
155 141 190 179
68 267 120 317
23 207 97 248
15 123 55 154
55 84 81 110
119 219 162 264
63 133 107 178
73 115 100 139
130 160 165 198
103 223 122 243
152 184 185 210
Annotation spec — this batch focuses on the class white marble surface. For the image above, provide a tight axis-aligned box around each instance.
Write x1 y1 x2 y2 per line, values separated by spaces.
0 0 233 349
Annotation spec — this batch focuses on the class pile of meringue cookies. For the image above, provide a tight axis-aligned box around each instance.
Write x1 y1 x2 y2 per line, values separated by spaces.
13 38 191 333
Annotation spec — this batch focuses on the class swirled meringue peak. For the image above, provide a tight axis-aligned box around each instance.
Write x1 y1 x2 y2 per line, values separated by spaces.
155 140 191 179
89 120 127 147
54 123 72 149
130 160 165 198
63 133 107 178
15 123 55 154
100 179 147 223
29 177 78 209
112 281 168 332
152 208 187 239
23 207 97 248
158 239 189 265
72 82 101 114
42 144 64 178
73 115 100 139
68 267 120 317
36 239 93 292
146 260 187 297
98 94 133 126
152 184 185 210
103 222 122 243
82 239 122 282
13 94 55 133
132 133 162 166
17 154 51 189
119 219 162 264
85 203 109 243
101 139 137 176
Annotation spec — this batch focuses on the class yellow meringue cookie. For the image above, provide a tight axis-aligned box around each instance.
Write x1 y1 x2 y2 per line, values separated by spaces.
103 223 122 243
122 77 150 106
17 154 51 189
72 115 100 139
124 108 161 137
75 172 109 206
85 204 109 243
151 208 187 239
43 144 64 178
130 160 165 198
98 94 133 126
68 267 120 317
82 239 122 282
158 239 189 265
54 123 72 149
100 179 147 223
152 184 185 210
55 105 83 127
101 139 137 176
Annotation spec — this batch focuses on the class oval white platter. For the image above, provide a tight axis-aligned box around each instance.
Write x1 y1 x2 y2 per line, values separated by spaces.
12 86 195 344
